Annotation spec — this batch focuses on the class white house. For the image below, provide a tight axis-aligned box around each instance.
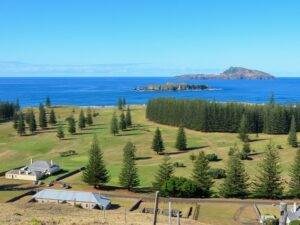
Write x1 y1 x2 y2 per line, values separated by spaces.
5 159 60 181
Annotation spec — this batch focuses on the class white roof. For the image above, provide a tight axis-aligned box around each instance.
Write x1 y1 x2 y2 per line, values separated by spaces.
33 189 111 209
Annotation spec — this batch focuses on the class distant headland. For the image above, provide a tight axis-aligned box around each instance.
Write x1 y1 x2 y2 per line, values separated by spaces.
175 67 275 80
133 82 211 91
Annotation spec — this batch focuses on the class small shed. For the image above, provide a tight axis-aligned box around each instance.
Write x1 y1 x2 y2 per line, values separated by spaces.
32 189 111 210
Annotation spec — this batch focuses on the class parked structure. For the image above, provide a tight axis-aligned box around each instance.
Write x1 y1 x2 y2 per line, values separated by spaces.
32 189 111 210
5 159 60 181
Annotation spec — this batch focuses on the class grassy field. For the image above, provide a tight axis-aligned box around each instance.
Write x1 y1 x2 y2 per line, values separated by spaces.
0 105 298 192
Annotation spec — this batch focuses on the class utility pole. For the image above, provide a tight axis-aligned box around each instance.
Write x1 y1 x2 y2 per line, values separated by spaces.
153 191 160 225
169 201 172 225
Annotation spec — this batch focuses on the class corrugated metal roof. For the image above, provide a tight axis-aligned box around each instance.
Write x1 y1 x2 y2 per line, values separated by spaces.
28 161 58 171
33 189 111 209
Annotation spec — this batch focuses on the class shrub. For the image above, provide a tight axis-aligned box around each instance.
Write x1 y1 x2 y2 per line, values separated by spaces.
173 162 185 167
189 153 196 161
205 153 219 161
60 150 77 157
290 220 300 225
160 176 198 198
276 144 283 149
208 168 226 179
264 218 278 225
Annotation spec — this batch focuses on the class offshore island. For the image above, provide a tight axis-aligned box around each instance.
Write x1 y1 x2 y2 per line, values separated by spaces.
133 82 211 91
175 66 275 80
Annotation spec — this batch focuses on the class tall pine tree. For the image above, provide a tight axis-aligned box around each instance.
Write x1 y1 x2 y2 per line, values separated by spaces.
68 116 76 134
175 125 187 151
78 109 86 129
125 106 132 127
38 103 47 129
253 143 283 199
288 115 298 147
152 155 173 190
13 112 18 130
56 123 65 139
289 148 300 198
28 109 37 133
17 112 26 135
220 151 248 198
46 96 51 107
110 112 119 135
119 111 127 130
48 109 57 125
119 142 140 190
192 151 213 197
238 114 249 142
151 128 164 154
86 107 93 125
83 135 110 188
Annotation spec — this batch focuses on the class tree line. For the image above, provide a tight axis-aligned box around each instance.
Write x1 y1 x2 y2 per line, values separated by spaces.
146 97 300 134
0 99 19 122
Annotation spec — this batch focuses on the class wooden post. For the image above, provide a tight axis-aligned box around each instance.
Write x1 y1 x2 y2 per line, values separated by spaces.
153 191 160 225
176 212 180 225
169 201 172 225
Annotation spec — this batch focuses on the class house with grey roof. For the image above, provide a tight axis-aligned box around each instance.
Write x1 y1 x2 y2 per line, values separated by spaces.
5 159 60 181
287 203 300 224
32 189 111 210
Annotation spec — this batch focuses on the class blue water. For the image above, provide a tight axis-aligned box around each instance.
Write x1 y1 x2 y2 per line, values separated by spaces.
0 77 299 107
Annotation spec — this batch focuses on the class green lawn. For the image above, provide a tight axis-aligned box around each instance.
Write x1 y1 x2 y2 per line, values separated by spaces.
0 105 298 191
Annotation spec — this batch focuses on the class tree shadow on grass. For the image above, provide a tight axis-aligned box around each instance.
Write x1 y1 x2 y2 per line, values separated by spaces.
186 146 209 151
134 156 152 160
118 133 144 137
83 127 104 131
73 132 94 136
249 138 268 143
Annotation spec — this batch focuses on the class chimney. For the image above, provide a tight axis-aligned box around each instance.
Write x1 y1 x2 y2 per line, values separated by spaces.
51 160 53 166
279 202 287 225
294 202 297 213
30 158 33 164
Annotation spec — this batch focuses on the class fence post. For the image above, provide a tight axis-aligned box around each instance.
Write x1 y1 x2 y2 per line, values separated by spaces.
153 191 160 225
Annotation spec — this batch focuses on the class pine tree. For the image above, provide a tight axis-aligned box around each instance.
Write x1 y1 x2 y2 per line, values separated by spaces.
238 114 249 142
78 109 86 129
110 112 119 135
119 111 127 130
125 106 132 127
192 151 213 197
86 107 93 125
46 96 51 107
269 92 275 106
56 123 65 139
28 109 37 133
15 98 20 111
119 142 140 190
83 135 110 188
13 112 18 130
118 98 124 110
17 112 26 135
241 142 251 160
289 148 300 197
68 116 76 134
175 125 187 151
288 116 298 147
38 103 47 129
48 109 57 125
253 143 283 199
151 128 164 154
220 151 248 198
152 155 174 190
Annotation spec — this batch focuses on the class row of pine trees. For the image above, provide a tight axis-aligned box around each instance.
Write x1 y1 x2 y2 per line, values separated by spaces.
146 96 300 134
83 133 300 199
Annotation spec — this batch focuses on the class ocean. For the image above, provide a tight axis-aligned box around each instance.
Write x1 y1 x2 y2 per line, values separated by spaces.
0 77 299 107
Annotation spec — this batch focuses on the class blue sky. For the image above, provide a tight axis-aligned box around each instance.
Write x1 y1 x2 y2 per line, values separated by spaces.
0 0 300 77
